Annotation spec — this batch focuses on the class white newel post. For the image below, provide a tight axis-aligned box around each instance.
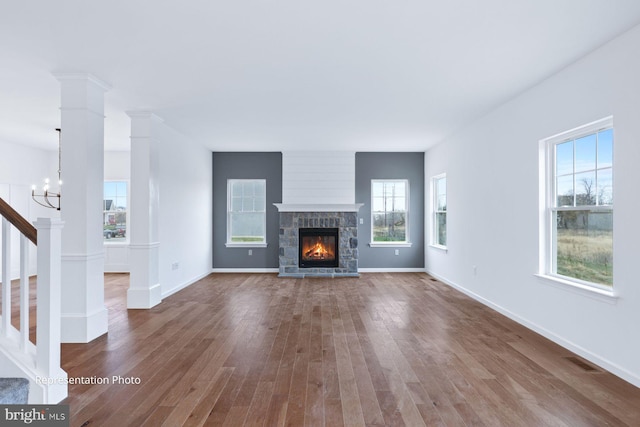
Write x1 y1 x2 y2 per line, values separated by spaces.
34 218 68 403
127 111 162 309
56 73 110 342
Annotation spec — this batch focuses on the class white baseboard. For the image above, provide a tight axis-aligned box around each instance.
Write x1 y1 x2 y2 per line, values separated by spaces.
359 268 426 273
210 268 425 274
161 271 212 299
426 270 640 389
60 308 109 343
211 268 279 274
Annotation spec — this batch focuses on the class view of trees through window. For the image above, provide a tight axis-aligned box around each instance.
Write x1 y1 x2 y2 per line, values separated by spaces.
372 180 408 242
553 127 613 286
103 181 127 241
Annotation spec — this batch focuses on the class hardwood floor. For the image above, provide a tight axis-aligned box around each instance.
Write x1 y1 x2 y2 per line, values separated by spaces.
5 273 640 426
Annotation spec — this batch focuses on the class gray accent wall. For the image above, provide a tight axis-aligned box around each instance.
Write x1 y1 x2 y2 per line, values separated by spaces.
355 152 425 268
212 152 282 268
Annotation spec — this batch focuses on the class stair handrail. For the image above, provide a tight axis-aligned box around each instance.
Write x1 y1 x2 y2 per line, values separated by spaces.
0 197 37 245
0 197 67 403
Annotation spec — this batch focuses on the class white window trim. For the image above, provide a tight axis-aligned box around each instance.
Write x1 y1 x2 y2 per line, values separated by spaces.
430 173 447 250
538 116 614 293
103 180 129 245
226 179 267 248
369 179 410 247
369 242 413 248
225 242 268 248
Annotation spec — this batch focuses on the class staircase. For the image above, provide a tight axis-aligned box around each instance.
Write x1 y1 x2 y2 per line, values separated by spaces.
0 378 29 404
0 197 67 404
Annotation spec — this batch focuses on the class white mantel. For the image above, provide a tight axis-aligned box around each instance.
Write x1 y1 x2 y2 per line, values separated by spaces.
274 203 363 212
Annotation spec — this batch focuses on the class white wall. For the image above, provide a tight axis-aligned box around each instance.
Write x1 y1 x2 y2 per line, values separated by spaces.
158 125 212 297
282 151 355 204
425 24 640 387
104 151 131 272
0 140 58 278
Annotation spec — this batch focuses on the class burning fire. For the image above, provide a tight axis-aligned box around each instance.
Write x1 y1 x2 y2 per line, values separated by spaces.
303 236 335 260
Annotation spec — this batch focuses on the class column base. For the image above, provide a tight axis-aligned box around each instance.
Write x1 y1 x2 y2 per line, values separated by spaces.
127 284 162 309
60 307 108 343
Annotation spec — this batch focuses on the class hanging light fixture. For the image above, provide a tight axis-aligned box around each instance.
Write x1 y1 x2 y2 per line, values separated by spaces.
32 128 62 211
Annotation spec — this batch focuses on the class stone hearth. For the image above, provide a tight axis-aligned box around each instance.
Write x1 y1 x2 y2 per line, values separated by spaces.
278 211 359 278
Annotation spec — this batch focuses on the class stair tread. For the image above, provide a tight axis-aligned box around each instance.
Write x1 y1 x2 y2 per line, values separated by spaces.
0 378 29 404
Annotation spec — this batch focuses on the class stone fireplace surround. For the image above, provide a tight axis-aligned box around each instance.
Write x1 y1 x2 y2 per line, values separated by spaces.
275 204 362 278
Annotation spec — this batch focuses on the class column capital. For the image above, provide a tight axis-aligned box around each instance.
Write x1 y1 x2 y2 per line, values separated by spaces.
53 73 112 91
33 218 65 230
126 111 164 123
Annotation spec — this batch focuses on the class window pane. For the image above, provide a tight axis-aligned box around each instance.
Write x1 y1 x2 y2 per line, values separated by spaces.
116 182 127 195
242 181 254 197
556 175 574 207
372 196 385 212
436 212 446 246
103 181 127 241
575 171 596 206
575 133 596 172
242 197 254 212
231 181 242 197
383 182 394 196
392 196 406 212
372 182 383 198
597 168 613 205
230 213 265 242
597 129 613 168
254 181 266 198
104 182 116 200
554 210 612 286
437 195 446 211
231 197 242 212
436 178 446 198
372 212 406 242
556 141 573 176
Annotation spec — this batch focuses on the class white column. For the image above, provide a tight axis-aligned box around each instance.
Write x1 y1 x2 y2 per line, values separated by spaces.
127 111 162 309
56 73 110 342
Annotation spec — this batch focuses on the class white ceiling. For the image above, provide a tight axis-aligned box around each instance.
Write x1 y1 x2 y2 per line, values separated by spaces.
1 1 640 152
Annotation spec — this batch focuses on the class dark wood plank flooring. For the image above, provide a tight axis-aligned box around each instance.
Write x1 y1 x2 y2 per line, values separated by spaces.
4 273 640 426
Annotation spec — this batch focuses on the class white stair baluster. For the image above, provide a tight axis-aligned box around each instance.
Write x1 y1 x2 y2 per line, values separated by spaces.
20 234 30 350
1 218 11 337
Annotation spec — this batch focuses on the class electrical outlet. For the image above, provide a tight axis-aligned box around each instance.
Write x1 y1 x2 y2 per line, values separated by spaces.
473 265 477 276
359 218 363 224
394 249 399 256
171 262 179 270
248 249 253 256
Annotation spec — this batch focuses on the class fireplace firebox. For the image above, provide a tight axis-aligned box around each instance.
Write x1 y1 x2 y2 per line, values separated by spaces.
299 228 339 268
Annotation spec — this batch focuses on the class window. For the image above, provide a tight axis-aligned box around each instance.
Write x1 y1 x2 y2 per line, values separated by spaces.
371 179 410 245
103 181 127 242
432 174 447 248
542 117 613 288
227 179 267 246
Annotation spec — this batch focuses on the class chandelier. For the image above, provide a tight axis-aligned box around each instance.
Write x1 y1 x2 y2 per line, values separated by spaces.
31 128 62 211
